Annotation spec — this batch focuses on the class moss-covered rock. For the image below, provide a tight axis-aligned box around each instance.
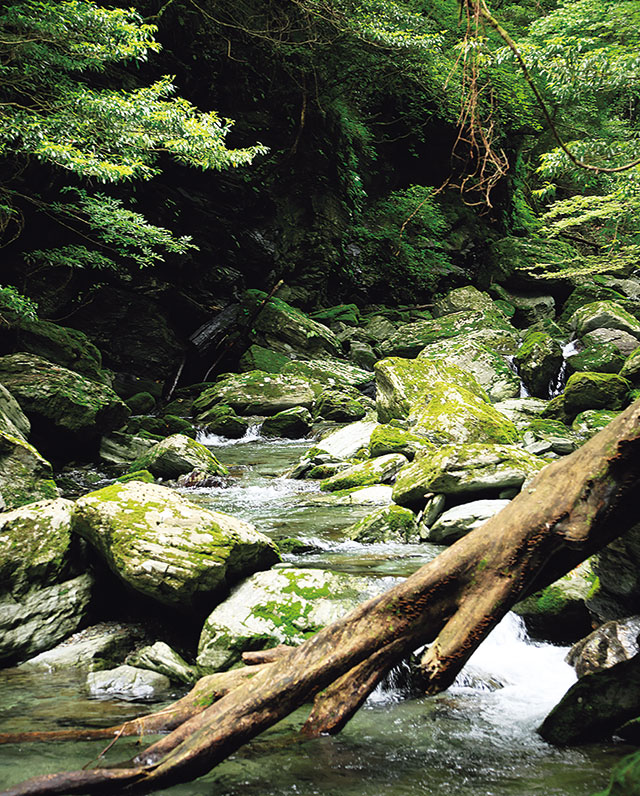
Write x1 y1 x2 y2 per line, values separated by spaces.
392 443 545 506
240 290 341 358
514 561 595 643
126 392 156 415
495 290 556 327
346 504 419 543
379 310 517 359
572 409 620 440
620 347 640 384
281 358 372 390
314 386 368 422
310 304 361 327
582 327 640 357
0 353 129 459
492 397 549 428
0 384 30 441
369 424 432 460
130 433 227 479
194 370 319 417
74 481 280 610
566 341 625 375
569 300 640 340
125 414 197 439
197 567 394 670
0 499 92 665
409 383 521 445
560 283 629 324
261 407 313 438
0 431 59 509
427 498 511 545
562 372 630 417
522 418 578 455
488 236 583 284
417 337 520 403
432 286 497 316
115 469 155 484
99 431 156 467
375 356 488 423
288 420 378 478
514 331 563 398
197 404 250 439
238 344 289 374
319 453 408 492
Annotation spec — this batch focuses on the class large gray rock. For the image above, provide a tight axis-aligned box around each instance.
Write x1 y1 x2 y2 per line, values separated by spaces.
427 499 511 545
0 431 59 509
281 359 372 390
0 384 30 441
567 617 640 678
0 353 129 458
194 371 319 417
99 431 156 467
19 623 139 671
569 300 640 340
492 397 549 428
432 286 497 316
197 567 397 671
392 443 546 506
130 433 227 479
417 337 520 403
87 665 171 700
499 291 556 327
289 420 378 478
128 641 198 684
0 498 90 665
582 327 640 357
73 481 280 610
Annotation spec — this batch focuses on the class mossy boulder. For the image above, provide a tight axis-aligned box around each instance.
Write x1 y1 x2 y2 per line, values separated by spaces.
197 404 250 439
488 235 583 284
0 353 130 459
0 431 59 509
125 414 196 440
240 290 341 358
409 383 521 445
261 407 312 438
492 397 549 428
426 498 511 545
566 341 625 375
562 372 630 417
0 384 30 441
560 283 630 324
392 443 545 506
281 358 372 390
73 481 280 610
417 337 520 403
369 424 432 460
569 300 640 340
572 409 620 440
319 453 408 492
496 290 556 327
289 420 378 478
99 431 156 467
379 310 516 359
432 286 497 316
116 469 155 484
194 371 319 417
310 304 361 327
514 331 563 398
130 433 227 480
513 561 595 643
620 347 640 384
197 567 394 671
346 504 419 543
238 344 289 374
0 499 92 665
522 418 578 456
314 386 368 422
375 356 488 424
125 392 156 415
582 327 640 357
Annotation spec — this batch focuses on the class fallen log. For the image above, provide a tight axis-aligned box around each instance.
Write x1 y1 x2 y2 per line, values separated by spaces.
2 399 640 796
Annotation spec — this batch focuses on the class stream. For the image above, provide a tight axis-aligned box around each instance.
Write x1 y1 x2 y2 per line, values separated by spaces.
0 432 630 795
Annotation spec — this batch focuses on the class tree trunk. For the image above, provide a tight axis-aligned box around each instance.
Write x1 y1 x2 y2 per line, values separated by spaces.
3 400 640 796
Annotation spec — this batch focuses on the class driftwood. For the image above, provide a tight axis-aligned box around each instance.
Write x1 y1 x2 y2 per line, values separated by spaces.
2 400 640 796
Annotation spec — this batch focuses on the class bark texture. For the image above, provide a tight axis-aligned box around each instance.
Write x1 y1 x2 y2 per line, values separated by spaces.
2 400 640 796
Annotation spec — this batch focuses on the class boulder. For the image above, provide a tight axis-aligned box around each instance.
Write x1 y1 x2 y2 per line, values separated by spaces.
566 341 625 375
0 431 59 509
193 371 319 417
621 347 640 384
99 432 156 467
379 310 516 359
125 392 156 415
319 453 408 492
130 434 227 479
310 304 361 327
514 331 563 398
369 424 432 460
261 407 313 438
567 617 640 678
348 340 377 370
560 282 630 323
20 623 140 671
561 372 630 418
0 353 130 458
392 443 546 507
125 414 196 440
87 665 171 700
73 481 280 610
362 314 397 344
522 418 577 456
281 359 372 390
569 300 640 339
345 504 419 543
0 498 92 665
582 327 640 357
197 404 249 439
417 337 520 403
588 524 640 622
128 641 198 684
238 344 289 374
290 420 378 476
572 409 620 440
302 484 393 506
492 397 549 428
498 291 556 327
197 567 397 671
408 383 520 445
432 285 497 316
375 356 488 424
0 384 30 441
513 561 595 643
426 499 511 545
240 290 341 358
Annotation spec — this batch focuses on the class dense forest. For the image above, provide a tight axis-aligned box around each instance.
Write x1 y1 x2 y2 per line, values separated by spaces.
1 0 640 794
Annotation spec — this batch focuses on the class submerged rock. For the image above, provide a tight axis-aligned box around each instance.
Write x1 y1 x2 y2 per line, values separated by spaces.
73 481 280 610
197 566 396 671
87 664 171 701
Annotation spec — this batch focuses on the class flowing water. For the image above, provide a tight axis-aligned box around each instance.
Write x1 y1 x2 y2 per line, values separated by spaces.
0 432 630 795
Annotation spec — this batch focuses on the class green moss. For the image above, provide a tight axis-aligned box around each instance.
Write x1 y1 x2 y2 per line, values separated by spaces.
115 469 155 484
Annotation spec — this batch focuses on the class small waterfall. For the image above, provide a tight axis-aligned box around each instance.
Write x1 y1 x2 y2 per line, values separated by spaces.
196 423 262 446
548 340 581 398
